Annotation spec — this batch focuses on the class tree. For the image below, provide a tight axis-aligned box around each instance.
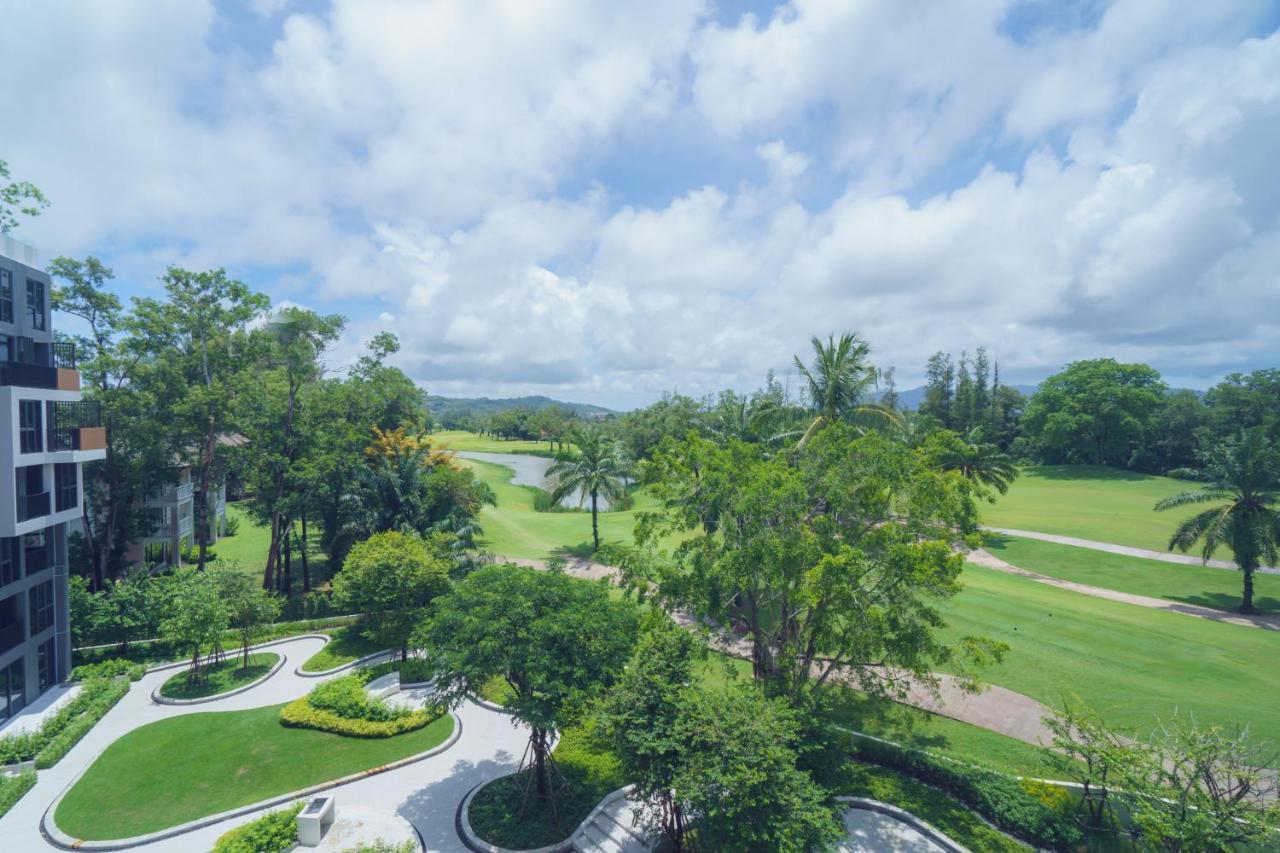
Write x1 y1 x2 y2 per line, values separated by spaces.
0 157 48 233
1203 369 1280 444
670 683 841 852
926 427 1019 496
792 332 891 447
133 268 270 570
920 351 956 427
597 613 704 848
1043 699 1130 830
631 427 1004 706
1155 429 1279 613
1021 359 1166 467
212 565 282 668
159 568 228 682
546 428 629 552
418 564 637 804
333 531 451 660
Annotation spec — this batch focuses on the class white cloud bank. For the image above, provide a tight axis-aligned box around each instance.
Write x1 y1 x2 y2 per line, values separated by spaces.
2 0 1277 406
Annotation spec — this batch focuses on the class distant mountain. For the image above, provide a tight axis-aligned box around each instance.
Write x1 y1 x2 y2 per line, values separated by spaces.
881 384 1039 410
425 394 616 420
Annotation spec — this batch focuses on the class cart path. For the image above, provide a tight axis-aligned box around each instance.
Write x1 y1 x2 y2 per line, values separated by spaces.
985 526 1280 574
968 548 1280 631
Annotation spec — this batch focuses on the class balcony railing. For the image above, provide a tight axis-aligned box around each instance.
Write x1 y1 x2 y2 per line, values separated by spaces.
52 342 77 369
48 401 103 451
0 361 56 389
17 492 50 522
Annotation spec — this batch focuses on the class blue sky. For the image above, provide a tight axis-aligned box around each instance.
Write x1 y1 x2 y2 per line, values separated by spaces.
3 0 1279 409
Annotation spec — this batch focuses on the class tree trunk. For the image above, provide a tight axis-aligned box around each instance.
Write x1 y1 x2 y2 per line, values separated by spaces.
590 488 599 552
300 514 311 592
1241 565 1256 614
282 529 293 597
533 728 549 798
196 424 214 571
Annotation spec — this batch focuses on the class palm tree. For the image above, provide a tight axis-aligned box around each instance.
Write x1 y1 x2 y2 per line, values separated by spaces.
1155 429 1280 614
547 428 630 552
938 428 1019 494
793 332 898 448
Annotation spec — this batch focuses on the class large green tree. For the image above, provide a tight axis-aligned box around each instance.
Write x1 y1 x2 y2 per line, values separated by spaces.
211 565 282 668
546 428 629 552
1021 359 1166 467
333 531 451 660
418 564 637 801
159 568 228 682
792 332 891 447
1155 429 1279 613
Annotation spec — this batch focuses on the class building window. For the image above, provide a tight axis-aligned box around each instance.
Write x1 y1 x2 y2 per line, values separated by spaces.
0 594 22 655
26 279 45 331
1 656 24 720
37 638 55 691
19 399 42 453
23 530 48 576
0 539 17 587
16 465 48 522
29 580 54 635
55 463 77 512
0 269 11 324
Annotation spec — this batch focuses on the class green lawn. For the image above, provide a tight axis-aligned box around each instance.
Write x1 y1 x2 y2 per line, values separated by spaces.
55 705 454 839
432 429 556 457
299 626 386 672
459 457 683 560
157 652 279 700
983 465 1221 554
940 563 1280 746
215 502 333 585
986 535 1279 615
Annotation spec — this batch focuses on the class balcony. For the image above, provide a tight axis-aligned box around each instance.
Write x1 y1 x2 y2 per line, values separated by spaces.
0 343 79 391
47 400 103 451
17 492 50 522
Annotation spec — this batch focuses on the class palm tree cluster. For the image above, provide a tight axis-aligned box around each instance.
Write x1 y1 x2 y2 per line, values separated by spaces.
547 427 631 552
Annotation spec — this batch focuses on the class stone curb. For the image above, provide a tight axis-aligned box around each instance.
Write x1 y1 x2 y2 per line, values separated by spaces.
140 633 332 675
39 710 464 851
295 647 394 678
835 796 971 852
150 652 287 706
467 692 512 715
455 777 628 853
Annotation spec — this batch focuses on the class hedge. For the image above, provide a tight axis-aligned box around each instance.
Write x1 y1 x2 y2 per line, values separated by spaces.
841 728 1082 850
69 658 147 682
279 698 436 737
212 801 303 853
0 677 129 768
0 770 36 818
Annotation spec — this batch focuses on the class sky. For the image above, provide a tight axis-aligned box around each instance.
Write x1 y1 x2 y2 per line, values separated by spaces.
2 0 1279 410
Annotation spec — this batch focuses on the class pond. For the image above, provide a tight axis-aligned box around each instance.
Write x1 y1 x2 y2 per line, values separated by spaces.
456 451 613 510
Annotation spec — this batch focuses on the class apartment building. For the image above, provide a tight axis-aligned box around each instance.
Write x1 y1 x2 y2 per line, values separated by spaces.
123 464 229 570
0 236 105 721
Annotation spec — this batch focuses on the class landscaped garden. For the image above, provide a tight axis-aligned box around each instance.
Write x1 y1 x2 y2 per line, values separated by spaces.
298 625 386 673
157 652 279 700
53 703 455 839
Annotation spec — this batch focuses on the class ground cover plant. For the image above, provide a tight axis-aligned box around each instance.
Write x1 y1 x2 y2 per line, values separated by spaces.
157 652 278 700
299 625 386 672
211 802 303 853
986 535 1280 615
69 658 148 681
466 724 625 848
983 465 1219 553
280 674 437 737
54 703 455 839
836 760 1028 852
0 769 35 818
940 562 1280 747
0 677 129 768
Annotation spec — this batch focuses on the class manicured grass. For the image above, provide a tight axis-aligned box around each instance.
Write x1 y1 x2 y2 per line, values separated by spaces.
836 761 1028 852
467 725 625 848
939 563 1280 747
983 464 1226 554
987 535 1280 615
157 652 279 700
215 502 333 585
432 429 556 457
299 626 385 672
458 456 684 560
54 704 455 839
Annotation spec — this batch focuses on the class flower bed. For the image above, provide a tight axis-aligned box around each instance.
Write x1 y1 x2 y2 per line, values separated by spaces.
279 675 436 737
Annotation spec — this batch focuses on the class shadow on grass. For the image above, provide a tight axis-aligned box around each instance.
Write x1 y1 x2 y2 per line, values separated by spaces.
1027 464 1158 482
822 687 952 753
1167 592 1280 616
981 534 1016 551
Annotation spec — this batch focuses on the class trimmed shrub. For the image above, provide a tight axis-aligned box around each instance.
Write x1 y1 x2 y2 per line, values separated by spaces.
0 677 129 768
279 697 435 738
0 770 36 818
70 658 147 682
212 801 303 853
34 679 129 768
307 676 410 722
842 729 1082 850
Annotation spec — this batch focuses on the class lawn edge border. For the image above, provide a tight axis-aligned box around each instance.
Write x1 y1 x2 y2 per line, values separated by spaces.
296 643 394 677
456 781 637 853
39 710 463 851
134 633 330 676
835 795 972 852
150 652 287 706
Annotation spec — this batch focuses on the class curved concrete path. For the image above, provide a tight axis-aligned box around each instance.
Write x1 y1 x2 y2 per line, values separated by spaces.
986 527 1280 575
840 808 955 853
0 634 529 852
969 548 1280 631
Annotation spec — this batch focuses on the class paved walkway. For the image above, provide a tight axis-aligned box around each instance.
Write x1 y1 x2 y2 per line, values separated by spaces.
968 548 1280 631
0 635 529 852
986 527 1280 575
840 807 953 852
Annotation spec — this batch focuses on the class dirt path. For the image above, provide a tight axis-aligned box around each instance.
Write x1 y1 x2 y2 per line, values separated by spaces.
500 553 1057 747
985 526 1280 575
967 548 1280 631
